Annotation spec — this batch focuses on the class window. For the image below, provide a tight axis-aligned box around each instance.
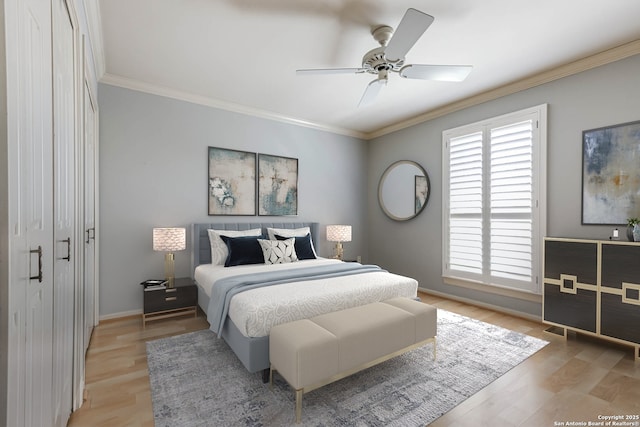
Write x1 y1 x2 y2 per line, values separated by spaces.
442 105 547 295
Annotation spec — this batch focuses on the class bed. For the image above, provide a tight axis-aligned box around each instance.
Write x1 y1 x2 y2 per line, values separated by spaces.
191 221 418 374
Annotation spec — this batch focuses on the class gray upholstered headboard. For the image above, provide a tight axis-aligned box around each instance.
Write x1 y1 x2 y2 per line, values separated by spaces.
190 222 318 275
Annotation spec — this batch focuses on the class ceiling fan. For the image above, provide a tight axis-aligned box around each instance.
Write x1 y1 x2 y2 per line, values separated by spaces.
296 8 472 107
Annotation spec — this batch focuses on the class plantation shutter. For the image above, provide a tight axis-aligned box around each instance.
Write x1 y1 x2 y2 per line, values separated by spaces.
443 105 546 294
448 131 483 276
489 120 533 285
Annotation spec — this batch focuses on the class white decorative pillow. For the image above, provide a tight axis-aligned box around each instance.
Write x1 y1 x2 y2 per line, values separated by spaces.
207 228 262 265
258 238 298 264
266 227 311 240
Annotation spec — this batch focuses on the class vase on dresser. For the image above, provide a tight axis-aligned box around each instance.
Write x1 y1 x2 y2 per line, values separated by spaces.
634 224 640 242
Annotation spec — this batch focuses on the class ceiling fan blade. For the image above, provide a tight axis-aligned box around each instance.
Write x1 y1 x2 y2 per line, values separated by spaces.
399 64 473 82
296 68 365 75
384 9 434 62
358 78 386 107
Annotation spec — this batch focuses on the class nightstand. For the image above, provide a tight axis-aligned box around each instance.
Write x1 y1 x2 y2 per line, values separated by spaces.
143 277 198 327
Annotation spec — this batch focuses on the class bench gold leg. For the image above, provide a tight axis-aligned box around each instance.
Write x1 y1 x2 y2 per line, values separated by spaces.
295 389 303 423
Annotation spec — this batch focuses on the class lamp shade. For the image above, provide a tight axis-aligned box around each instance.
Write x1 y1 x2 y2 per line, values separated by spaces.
326 225 352 242
153 227 186 252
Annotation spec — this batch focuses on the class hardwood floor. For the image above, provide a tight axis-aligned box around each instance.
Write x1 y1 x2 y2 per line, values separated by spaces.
67 293 640 427
67 313 210 426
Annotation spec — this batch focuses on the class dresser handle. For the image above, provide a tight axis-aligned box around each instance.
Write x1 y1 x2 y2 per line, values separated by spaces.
165 297 177 302
165 288 177 293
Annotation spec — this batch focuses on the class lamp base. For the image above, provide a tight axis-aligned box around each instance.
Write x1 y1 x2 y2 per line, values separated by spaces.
333 242 344 260
164 253 175 288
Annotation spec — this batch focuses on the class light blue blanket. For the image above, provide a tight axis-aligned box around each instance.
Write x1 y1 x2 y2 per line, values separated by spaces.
208 263 386 336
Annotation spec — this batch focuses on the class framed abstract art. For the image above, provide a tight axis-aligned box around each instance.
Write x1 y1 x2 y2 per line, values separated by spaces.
582 120 640 224
208 147 256 215
258 154 298 216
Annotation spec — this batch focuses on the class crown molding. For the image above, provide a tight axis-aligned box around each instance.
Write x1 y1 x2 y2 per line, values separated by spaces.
99 73 367 139
365 39 640 140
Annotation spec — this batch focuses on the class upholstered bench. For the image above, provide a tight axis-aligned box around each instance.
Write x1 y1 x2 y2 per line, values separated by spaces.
269 297 437 423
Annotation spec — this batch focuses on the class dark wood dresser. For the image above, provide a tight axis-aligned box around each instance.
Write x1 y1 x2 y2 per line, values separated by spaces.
543 237 640 360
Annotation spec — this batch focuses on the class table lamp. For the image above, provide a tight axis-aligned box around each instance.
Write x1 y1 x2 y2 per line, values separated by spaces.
327 225 352 260
152 227 186 288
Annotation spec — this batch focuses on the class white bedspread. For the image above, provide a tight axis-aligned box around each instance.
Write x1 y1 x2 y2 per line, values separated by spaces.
194 259 418 338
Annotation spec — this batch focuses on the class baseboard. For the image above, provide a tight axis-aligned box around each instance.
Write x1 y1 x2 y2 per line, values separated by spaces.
99 309 142 322
418 287 542 323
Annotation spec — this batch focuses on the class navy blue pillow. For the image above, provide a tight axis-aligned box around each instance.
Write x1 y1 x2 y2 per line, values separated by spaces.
275 233 317 260
220 235 266 267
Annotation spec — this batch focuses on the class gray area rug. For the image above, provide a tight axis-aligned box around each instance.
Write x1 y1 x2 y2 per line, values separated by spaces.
146 309 548 426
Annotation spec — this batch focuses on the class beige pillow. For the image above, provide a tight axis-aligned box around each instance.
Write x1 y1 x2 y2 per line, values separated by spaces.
207 228 262 265
266 226 311 240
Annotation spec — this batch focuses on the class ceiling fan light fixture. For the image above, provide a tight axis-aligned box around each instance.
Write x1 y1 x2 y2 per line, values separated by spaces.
295 8 472 106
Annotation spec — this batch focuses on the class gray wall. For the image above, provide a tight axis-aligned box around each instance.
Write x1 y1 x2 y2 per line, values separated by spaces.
367 54 640 317
99 54 640 319
98 85 368 317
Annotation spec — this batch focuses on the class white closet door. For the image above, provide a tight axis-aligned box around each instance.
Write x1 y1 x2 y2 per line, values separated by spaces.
52 0 77 425
6 0 54 425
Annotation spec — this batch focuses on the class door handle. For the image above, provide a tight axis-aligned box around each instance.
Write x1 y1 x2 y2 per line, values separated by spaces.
30 246 43 282
58 237 71 261
86 227 95 244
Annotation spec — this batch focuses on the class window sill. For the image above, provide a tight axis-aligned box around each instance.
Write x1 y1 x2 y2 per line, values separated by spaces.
443 275 542 303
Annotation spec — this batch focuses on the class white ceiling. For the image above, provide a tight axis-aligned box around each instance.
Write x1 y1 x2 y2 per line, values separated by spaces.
96 0 640 139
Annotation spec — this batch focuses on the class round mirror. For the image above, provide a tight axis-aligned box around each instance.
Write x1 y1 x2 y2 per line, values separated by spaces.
378 160 430 221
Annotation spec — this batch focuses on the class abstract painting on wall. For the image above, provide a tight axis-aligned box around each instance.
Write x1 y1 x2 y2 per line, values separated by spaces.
258 154 298 216
582 120 640 224
208 147 256 215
